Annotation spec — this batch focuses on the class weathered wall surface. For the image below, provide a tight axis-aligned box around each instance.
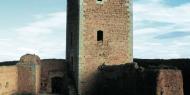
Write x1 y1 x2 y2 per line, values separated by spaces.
94 64 184 95
134 59 190 95
66 0 133 94
78 0 133 94
0 66 18 95
17 54 41 94
40 59 67 93
0 58 67 95
66 0 80 87
17 64 41 94
41 59 66 82
157 70 184 95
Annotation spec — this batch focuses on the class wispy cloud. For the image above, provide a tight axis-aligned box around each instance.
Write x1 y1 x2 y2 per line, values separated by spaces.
0 11 66 61
16 12 66 37
155 31 190 39
134 0 190 59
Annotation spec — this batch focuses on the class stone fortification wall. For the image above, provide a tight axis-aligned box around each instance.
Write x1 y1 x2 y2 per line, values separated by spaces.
0 66 18 95
17 54 41 94
94 64 183 95
40 59 67 93
17 64 41 94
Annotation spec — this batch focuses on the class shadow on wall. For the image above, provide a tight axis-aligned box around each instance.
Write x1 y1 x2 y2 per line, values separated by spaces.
134 59 190 95
91 63 158 95
12 93 33 95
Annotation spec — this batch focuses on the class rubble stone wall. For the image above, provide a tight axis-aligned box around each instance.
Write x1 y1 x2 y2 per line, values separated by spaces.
41 59 67 93
157 70 184 95
94 64 184 95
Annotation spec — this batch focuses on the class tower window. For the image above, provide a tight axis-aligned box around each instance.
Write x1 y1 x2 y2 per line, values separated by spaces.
97 30 103 41
96 0 104 4
70 31 73 46
71 57 74 70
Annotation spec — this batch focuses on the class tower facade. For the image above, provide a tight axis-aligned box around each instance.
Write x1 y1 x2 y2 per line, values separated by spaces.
66 0 133 95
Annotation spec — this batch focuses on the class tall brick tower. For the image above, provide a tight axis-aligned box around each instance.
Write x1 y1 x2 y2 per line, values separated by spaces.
66 0 133 95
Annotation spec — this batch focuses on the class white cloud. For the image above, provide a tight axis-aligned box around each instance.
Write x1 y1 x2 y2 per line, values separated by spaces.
0 11 66 61
16 48 39 54
134 0 190 59
16 12 66 37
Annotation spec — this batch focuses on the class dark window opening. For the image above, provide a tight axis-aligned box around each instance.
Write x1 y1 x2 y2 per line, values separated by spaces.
69 56 74 77
71 57 74 72
97 0 102 1
97 30 103 41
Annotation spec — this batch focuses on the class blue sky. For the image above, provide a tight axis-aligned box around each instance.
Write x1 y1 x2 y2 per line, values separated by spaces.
0 0 190 61
134 0 190 59
0 0 66 61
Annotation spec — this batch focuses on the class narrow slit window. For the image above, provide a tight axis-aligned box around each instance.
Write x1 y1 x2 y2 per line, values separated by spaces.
71 57 73 66
70 31 73 46
70 56 74 73
97 30 103 41
97 0 102 1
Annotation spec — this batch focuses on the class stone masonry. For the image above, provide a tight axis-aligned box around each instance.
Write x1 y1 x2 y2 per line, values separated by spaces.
66 0 133 95
17 54 41 94
0 54 67 95
156 70 184 95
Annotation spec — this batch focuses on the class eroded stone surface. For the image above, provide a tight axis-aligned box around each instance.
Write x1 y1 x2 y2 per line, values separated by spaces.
80 0 132 94
67 0 133 95
157 70 184 95
0 66 18 95
0 54 67 95
20 54 41 64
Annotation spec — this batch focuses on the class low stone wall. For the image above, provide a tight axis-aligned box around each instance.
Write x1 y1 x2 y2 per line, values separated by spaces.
0 66 18 95
93 63 184 95
157 70 183 95
40 59 68 94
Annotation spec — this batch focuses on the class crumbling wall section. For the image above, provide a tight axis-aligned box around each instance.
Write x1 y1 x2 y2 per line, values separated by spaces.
0 66 18 95
40 59 67 93
94 64 184 95
157 70 184 95
17 64 41 94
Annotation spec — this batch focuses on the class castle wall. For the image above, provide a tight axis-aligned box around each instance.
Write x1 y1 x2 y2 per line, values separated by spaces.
0 66 18 95
17 64 41 94
95 64 184 95
0 55 67 95
78 0 133 94
40 59 67 93
157 70 184 95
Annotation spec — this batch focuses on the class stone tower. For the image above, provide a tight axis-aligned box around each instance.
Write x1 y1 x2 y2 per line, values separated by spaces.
17 54 41 94
66 0 133 95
